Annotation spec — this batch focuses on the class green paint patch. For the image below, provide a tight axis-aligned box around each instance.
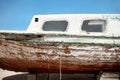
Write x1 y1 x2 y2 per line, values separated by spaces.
57 34 71 37
64 42 120 47
22 40 120 47
56 34 120 39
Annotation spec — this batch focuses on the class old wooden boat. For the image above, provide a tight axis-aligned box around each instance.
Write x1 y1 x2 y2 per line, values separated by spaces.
0 14 120 73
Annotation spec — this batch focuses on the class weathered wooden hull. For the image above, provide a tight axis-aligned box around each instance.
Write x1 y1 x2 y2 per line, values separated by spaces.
0 33 120 73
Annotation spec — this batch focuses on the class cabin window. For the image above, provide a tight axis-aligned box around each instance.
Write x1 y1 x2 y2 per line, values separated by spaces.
43 21 68 31
82 20 106 32
35 18 39 22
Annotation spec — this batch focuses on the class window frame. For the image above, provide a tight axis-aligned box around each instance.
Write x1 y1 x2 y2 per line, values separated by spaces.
42 20 68 32
81 19 107 32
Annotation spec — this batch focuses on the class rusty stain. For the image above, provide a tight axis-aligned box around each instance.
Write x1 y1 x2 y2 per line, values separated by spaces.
36 52 42 57
64 45 71 54
115 49 120 52
0 41 2 45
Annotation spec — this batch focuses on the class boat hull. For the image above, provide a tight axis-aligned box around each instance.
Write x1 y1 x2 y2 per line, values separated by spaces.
0 33 120 73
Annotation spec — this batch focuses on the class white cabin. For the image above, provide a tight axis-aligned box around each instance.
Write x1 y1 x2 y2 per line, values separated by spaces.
27 14 120 37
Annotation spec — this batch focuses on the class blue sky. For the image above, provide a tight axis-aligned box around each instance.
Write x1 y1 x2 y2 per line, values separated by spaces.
0 0 120 30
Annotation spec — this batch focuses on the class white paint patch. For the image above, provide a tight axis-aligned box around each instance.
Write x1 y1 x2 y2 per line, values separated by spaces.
0 68 26 80
44 37 120 44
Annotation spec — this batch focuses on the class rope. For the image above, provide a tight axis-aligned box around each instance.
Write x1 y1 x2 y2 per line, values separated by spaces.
59 53 62 80
47 56 49 80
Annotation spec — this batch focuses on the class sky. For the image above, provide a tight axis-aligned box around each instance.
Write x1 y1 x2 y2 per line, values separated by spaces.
0 0 120 30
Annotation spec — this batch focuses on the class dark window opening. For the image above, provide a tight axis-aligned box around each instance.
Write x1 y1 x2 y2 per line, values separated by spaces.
35 18 39 22
43 21 68 31
82 20 106 32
